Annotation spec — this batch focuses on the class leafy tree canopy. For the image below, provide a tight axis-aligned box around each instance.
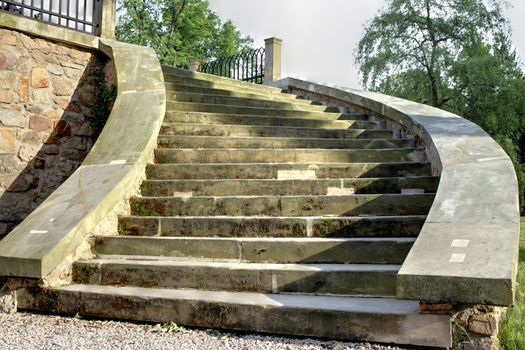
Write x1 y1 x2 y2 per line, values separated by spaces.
116 0 254 66
355 0 510 108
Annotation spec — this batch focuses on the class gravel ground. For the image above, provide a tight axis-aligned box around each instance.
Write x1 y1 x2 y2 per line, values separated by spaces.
0 312 411 350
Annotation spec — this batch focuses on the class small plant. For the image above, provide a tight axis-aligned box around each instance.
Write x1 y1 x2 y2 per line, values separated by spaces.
149 322 186 334
91 69 117 138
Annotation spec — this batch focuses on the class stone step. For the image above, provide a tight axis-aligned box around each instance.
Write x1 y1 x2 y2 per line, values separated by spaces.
167 102 354 121
93 236 415 264
154 148 425 164
73 258 399 296
118 215 426 238
168 91 343 113
130 194 434 217
140 177 439 197
156 135 413 150
146 162 432 180
164 76 289 98
163 112 375 129
162 67 289 94
164 83 325 107
159 122 391 139
19 285 452 348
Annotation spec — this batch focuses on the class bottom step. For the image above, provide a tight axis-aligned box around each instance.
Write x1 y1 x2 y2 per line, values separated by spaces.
18 285 451 348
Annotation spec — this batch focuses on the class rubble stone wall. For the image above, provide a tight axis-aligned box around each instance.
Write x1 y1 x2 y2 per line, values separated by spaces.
0 27 111 238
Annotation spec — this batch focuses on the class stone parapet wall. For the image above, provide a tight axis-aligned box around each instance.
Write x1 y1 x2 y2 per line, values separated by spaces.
0 28 110 238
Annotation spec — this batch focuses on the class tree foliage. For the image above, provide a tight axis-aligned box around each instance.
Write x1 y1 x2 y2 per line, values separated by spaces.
115 0 254 66
355 0 509 108
355 0 525 210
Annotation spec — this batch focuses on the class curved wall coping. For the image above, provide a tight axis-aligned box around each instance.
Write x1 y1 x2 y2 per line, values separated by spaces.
0 39 166 279
274 77 519 306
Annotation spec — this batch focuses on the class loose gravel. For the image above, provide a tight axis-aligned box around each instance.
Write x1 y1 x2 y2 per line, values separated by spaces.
0 312 411 350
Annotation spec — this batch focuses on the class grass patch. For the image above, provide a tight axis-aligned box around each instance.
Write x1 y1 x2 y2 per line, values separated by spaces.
499 218 525 349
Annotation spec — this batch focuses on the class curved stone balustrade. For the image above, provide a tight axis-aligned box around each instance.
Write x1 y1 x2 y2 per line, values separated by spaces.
0 39 166 279
273 77 519 306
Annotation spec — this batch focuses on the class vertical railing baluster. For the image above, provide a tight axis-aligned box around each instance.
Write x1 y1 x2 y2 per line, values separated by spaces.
82 0 86 32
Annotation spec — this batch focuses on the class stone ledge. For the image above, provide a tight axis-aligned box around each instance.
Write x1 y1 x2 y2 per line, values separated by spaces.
0 39 166 278
273 77 519 306
0 11 99 49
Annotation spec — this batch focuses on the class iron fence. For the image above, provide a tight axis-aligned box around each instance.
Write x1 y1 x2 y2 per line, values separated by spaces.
199 47 265 84
0 0 101 35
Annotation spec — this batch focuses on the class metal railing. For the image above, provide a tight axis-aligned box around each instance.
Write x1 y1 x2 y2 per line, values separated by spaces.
199 47 265 84
0 0 101 35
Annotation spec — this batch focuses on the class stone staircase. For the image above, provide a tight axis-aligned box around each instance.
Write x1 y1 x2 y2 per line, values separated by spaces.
20 68 451 347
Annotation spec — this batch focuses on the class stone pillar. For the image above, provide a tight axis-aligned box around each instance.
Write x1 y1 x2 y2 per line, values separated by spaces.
264 37 283 85
99 0 117 39
188 59 202 72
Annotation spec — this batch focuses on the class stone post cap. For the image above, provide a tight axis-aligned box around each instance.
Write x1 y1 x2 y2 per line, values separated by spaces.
265 37 283 45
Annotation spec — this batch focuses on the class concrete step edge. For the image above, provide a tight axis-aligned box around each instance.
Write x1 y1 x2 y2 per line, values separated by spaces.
76 258 402 272
95 236 418 243
166 102 348 117
166 92 339 112
20 284 452 347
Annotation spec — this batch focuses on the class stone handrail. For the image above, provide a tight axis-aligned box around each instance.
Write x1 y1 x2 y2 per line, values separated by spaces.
273 77 520 306
0 39 165 280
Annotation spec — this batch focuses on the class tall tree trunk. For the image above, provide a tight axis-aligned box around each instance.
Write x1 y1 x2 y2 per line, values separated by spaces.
425 0 441 107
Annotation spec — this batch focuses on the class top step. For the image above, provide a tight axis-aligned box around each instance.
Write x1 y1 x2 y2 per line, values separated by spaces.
163 66 291 96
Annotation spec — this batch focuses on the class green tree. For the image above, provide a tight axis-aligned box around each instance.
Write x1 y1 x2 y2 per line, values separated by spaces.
355 0 508 108
116 0 253 66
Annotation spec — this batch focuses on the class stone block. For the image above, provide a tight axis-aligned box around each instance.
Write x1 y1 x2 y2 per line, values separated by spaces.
0 128 16 154
0 289 17 314
72 123 92 136
31 67 49 88
18 145 38 162
66 102 82 113
55 98 70 110
0 90 12 103
0 71 16 89
7 176 30 192
20 130 40 145
19 76 29 102
29 115 53 133
47 63 64 76
43 145 59 155
468 314 497 336
35 39 51 54
31 51 47 66
0 51 17 70
0 191 32 220
54 120 71 137
0 31 17 46
63 136 87 151
33 157 45 169
51 76 75 96
0 154 18 172
0 108 25 127
43 110 61 120
78 85 96 106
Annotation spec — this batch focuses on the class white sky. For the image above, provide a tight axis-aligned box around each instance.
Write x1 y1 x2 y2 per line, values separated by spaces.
208 0 525 89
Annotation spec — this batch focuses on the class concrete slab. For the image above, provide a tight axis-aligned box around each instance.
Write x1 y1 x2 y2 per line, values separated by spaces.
18 284 452 347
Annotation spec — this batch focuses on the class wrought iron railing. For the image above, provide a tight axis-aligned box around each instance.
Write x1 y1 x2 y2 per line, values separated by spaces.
199 47 265 84
0 0 102 35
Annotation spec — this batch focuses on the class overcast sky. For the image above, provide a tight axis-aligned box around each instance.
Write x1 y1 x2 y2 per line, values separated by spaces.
207 0 525 89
